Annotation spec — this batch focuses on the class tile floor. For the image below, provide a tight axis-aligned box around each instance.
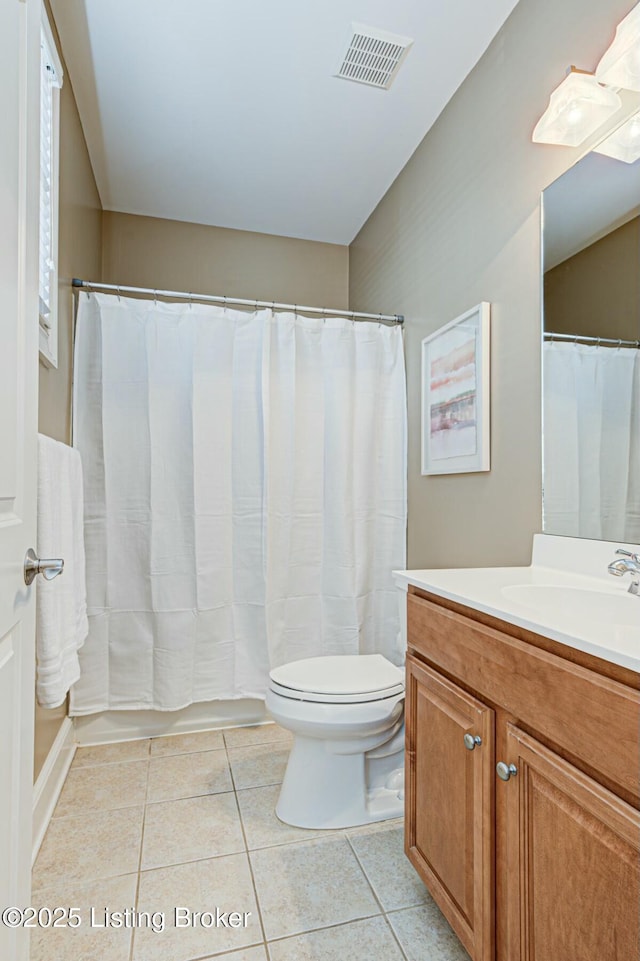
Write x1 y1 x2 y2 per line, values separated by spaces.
32 723 470 961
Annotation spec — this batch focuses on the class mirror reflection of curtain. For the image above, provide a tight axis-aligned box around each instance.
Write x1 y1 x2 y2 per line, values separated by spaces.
71 292 407 713
543 341 640 541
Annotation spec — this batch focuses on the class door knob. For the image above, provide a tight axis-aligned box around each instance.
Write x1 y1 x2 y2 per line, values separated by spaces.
463 734 482 751
24 548 64 586
496 761 517 781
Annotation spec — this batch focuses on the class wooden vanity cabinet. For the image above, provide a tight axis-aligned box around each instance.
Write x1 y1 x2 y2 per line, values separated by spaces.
501 724 639 961
405 655 495 960
405 588 640 961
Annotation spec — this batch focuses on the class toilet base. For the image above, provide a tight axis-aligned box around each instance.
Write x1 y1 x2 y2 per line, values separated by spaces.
276 782 404 830
274 728 405 830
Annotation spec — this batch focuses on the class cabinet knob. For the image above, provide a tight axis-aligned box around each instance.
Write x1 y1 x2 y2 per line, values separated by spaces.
496 761 518 781
463 734 482 751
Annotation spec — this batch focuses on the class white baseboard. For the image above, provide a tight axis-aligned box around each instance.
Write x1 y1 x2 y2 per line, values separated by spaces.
72 698 269 746
32 717 76 864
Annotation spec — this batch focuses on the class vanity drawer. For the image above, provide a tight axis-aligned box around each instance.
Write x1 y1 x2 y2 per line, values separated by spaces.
407 592 640 803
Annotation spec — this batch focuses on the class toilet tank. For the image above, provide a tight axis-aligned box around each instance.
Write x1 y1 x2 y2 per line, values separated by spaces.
395 578 408 666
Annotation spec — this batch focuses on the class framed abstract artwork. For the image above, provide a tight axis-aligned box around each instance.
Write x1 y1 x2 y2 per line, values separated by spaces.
421 303 491 475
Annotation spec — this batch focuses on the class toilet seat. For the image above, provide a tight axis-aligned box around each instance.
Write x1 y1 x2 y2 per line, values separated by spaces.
269 654 404 704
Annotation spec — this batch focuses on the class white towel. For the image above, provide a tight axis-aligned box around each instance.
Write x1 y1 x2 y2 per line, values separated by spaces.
36 434 88 708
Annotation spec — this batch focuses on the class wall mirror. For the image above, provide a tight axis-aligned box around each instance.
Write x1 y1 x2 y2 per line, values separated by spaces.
541 145 639 542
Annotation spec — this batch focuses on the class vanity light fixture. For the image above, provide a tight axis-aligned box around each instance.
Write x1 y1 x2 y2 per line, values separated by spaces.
593 109 640 163
532 67 622 146
595 3 640 92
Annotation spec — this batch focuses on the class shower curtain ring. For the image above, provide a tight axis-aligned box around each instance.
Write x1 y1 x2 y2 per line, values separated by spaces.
117 286 121 301
188 292 193 309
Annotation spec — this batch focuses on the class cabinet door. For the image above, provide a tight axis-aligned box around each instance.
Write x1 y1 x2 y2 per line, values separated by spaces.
501 723 640 961
406 655 495 961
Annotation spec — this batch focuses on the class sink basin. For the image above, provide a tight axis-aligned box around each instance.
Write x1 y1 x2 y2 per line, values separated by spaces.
502 584 640 628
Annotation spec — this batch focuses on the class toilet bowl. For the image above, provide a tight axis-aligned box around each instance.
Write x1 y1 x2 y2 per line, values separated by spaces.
266 654 405 829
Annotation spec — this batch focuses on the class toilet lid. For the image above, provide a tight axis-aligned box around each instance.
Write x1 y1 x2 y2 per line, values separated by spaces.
269 654 405 704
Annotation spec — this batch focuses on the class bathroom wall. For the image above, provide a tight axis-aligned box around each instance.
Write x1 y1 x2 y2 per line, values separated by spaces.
35 3 103 782
544 216 640 341
349 0 639 570
102 211 349 309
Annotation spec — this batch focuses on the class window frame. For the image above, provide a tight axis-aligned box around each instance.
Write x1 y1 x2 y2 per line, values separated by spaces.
39 5 63 369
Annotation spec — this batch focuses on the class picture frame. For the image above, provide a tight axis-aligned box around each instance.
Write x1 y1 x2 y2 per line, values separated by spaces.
421 302 491 475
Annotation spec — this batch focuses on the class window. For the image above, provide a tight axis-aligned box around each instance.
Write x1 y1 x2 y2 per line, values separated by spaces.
39 8 63 368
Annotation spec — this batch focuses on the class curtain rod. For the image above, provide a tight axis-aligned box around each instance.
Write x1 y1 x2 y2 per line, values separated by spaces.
72 279 404 325
544 331 640 348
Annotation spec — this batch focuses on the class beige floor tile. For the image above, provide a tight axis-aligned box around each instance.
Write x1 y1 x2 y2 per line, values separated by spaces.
201 949 267 961
33 807 144 885
236 784 331 850
349 825 427 911
250 836 379 941
29 873 137 961
141 793 245 870
54 760 149 816
223 723 293 750
268 916 405 961
150 729 225 756
133 854 260 961
387 901 471 961
346 816 404 838
72 739 151 768
147 749 232 802
228 742 290 790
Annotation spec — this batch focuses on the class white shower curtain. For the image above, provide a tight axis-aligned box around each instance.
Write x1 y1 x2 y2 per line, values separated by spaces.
71 292 406 713
543 341 640 541
263 313 407 668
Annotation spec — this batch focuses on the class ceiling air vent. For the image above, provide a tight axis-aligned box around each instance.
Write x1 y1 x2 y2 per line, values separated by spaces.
336 23 413 90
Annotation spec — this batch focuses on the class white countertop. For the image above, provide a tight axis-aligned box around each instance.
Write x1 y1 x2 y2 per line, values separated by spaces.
394 535 640 673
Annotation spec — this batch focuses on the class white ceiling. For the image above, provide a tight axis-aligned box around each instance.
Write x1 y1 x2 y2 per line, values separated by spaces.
543 150 640 270
51 0 520 245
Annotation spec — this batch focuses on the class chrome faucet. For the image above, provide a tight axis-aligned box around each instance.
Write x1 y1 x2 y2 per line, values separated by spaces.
608 549 640 595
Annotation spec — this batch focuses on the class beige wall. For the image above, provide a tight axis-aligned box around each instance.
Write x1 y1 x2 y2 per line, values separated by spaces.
349 0 638 570
102 212 349 309
35 6 103 781
544 216 640 341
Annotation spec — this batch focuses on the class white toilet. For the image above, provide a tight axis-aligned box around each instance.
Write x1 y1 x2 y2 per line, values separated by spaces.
265 653 405 829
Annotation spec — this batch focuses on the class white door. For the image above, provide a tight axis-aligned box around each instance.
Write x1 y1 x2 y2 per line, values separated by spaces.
0 0 41 959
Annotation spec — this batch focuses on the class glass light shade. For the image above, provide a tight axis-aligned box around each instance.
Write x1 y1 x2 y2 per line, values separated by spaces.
593 110 640 162
532 70 622 146
595 3 640 92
